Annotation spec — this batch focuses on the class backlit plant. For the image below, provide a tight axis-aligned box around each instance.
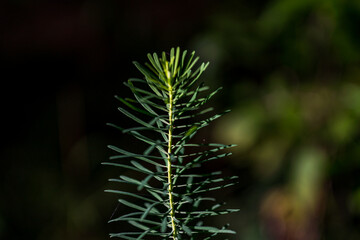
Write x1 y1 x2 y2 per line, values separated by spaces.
104 47 239 239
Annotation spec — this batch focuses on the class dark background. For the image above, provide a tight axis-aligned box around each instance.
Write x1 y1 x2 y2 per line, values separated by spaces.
1 0 360 239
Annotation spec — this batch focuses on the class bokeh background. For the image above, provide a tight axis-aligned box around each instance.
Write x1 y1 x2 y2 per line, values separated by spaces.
1 0 360 239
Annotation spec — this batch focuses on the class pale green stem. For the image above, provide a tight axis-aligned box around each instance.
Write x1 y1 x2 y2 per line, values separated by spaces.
167 86 177 239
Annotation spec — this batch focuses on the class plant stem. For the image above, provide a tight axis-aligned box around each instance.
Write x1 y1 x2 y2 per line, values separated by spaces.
167 86 177 239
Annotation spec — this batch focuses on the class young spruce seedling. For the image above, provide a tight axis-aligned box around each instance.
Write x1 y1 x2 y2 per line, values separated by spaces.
104 47 239 239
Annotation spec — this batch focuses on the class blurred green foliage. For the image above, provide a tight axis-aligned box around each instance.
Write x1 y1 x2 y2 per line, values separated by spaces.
1 0 360 239
200 0 360 239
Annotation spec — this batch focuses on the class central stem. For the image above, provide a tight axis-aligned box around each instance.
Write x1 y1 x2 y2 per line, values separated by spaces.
167 87 177 239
